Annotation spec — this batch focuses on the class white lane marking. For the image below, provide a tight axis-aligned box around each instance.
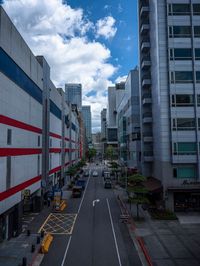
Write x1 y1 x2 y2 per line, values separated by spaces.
106 198 122 266
60 174 90 265
92 199 100 207
61 236 72 266
77 176 90 214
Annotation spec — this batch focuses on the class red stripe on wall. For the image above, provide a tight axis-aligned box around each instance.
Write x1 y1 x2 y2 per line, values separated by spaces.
49 148 61 153
49 132 62 139
0 148 42 157
49 165 61 175
0 175 41 201
0 115 42 134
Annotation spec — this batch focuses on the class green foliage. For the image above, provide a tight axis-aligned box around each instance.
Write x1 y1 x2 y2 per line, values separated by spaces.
87 148 96 160
127 173 149 219
67 165 77 177
105 145 114 161
149 209 177 220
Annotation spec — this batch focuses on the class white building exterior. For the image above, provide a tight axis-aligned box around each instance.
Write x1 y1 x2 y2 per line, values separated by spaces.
0 7 81 240
138 0 200 211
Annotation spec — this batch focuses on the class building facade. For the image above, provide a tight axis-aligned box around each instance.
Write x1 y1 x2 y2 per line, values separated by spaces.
117 68 141 169
65 83 82 111
82 106 92 144
0 7 82 241
138 0 200 211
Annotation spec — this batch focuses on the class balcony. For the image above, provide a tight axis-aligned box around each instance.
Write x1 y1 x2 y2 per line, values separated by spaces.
143 151 153 162
140 6 149 18
132 132 140 141
142 77 151 88
141 41 150 52
140 24 150 35
143 132 153 142
143 112 152 123
141 57 151 70
142 93 152 105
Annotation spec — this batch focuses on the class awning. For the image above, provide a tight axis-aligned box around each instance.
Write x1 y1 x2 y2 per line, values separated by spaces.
143 177 162 193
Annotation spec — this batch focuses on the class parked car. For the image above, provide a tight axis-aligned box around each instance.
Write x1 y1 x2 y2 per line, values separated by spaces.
84 171 89 177
75 179 86 190
92 171 98 177
104 180 112 189
72 186 82 198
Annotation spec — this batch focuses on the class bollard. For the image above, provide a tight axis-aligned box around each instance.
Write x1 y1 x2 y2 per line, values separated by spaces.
40 230 44 238
22 257 27 266
27 229 31 236
37 236 40 244
31 244 35 253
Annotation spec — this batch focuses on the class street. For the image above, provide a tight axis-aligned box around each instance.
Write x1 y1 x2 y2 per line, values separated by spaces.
41 162 142 266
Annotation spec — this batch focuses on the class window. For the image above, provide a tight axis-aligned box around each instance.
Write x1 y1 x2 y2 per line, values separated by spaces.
6 157 11 189
196 72 200 83
193 4 200 15
169 26 191 38
173 166 196 178
171 94 194 107
171 71 193 83
168 4 190 15
194 26 200 38
50 138 52 147
174 142 196 155
195 49 200 60
173 118 195 131
170 48 192 60
7 129 12 145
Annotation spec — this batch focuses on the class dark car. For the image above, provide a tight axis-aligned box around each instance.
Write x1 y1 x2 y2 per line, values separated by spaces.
104 180 112 189
72 186 82 198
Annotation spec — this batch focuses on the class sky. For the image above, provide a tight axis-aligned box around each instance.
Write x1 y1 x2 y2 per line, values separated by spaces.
2 0 138 132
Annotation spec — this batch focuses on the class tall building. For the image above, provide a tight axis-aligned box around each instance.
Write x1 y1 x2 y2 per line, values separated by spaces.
82 106 92 144
138 0 200 211
117 68 140 169
107 86 117 127
65 83 82 111
101 108 107 140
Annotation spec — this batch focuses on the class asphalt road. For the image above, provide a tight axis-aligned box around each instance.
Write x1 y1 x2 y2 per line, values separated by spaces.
41 162 142 266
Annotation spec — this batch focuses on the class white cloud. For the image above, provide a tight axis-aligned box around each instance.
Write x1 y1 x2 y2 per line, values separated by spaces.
2 0 118 132
96 16 117 39
115 75 127 83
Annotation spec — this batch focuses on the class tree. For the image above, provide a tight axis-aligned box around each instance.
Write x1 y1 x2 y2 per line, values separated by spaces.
105 145 114 161
87 148 96 161
127 174 149 220
67 165 77 180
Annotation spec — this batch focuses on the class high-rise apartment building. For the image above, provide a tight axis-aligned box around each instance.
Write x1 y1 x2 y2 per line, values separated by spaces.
101 108 107 140
65 83 82 111
138 0 200 211
117 68 141 169
82 106 92 144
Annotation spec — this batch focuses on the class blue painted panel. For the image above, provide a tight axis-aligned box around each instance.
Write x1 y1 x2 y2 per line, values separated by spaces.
0 47 43 104
50 100 62 120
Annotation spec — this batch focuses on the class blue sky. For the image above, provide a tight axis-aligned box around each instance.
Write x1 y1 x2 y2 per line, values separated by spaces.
2 0 138 132
66 0 138 82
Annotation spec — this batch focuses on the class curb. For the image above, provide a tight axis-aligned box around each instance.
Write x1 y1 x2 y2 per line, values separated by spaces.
117 194 153 266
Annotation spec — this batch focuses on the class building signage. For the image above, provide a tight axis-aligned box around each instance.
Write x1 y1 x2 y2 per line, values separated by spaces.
182 180 200 186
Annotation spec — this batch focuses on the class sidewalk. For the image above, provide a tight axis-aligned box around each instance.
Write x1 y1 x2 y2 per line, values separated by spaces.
115 185 200 266
0 189 72 266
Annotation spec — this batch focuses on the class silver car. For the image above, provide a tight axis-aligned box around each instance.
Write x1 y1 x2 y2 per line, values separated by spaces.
92 171 98 177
